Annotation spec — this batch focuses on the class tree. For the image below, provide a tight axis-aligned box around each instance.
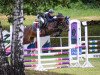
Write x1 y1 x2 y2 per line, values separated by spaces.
0 0 99 15
0 0 71 15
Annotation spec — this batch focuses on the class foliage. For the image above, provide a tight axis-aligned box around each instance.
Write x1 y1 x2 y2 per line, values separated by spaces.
0 0 14 15
0 0 100 15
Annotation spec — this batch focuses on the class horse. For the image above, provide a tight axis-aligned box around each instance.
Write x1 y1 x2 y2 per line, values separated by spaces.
23 13 69 44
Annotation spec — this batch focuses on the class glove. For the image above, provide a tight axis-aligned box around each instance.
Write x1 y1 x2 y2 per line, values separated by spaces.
53 16 57 19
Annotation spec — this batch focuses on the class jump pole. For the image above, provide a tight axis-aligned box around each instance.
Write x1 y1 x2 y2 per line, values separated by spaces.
69 19 82 67
34 21 45 71
82 21 93 67
32 20 93 70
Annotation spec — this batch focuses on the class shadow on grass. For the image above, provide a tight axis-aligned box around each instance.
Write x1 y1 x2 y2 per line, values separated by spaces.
25 70 74 75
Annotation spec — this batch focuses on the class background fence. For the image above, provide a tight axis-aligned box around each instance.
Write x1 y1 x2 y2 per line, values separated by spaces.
50 36 100 58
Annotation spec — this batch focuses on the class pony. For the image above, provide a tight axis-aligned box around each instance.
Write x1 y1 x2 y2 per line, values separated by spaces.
23 13 69 44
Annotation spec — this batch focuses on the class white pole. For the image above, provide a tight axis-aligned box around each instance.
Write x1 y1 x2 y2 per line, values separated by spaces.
77 21 80 67
10 25 12 45
82 21 93 67
74 20 81 67
37 28 41 68
85 24 89 64
68 20 81 67
35 22 45 71
60 37 63 52
68 21 71 67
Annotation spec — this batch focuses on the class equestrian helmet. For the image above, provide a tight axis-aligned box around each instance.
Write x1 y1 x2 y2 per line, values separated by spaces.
48 9 54 13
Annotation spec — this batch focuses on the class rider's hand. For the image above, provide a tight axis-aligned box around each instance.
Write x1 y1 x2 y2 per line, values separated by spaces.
53 16 57 19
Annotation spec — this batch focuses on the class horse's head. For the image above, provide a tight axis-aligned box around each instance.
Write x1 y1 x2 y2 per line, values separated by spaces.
55 13 69 30
56 13 65 24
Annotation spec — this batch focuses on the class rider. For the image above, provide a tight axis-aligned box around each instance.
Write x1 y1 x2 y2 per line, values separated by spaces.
44 9 57 26
36 9 56 28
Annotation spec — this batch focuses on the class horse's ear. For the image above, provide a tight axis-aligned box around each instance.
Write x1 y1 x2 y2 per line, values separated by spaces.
65 16 70 19
65 16 70 25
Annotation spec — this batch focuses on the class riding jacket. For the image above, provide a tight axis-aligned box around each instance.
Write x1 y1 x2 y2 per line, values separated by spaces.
44 12 55 22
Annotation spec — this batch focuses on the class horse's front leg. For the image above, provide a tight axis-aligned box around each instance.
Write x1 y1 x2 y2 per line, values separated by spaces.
63 23 69 32
52 28 63 37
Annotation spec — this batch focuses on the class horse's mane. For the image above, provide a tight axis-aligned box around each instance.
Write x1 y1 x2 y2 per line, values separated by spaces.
57 13 64 18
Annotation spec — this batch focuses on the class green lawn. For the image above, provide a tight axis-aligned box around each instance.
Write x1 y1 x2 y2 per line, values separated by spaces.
49 58 100 75
55 7 100 18
25 58 100 75
0 8 100 28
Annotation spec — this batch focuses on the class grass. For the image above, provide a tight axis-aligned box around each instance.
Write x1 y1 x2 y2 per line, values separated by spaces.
24 15 36 26
25 58 100 75
55 7 100 20
0 8 100 27
49 58 100 75
0 15 36 30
